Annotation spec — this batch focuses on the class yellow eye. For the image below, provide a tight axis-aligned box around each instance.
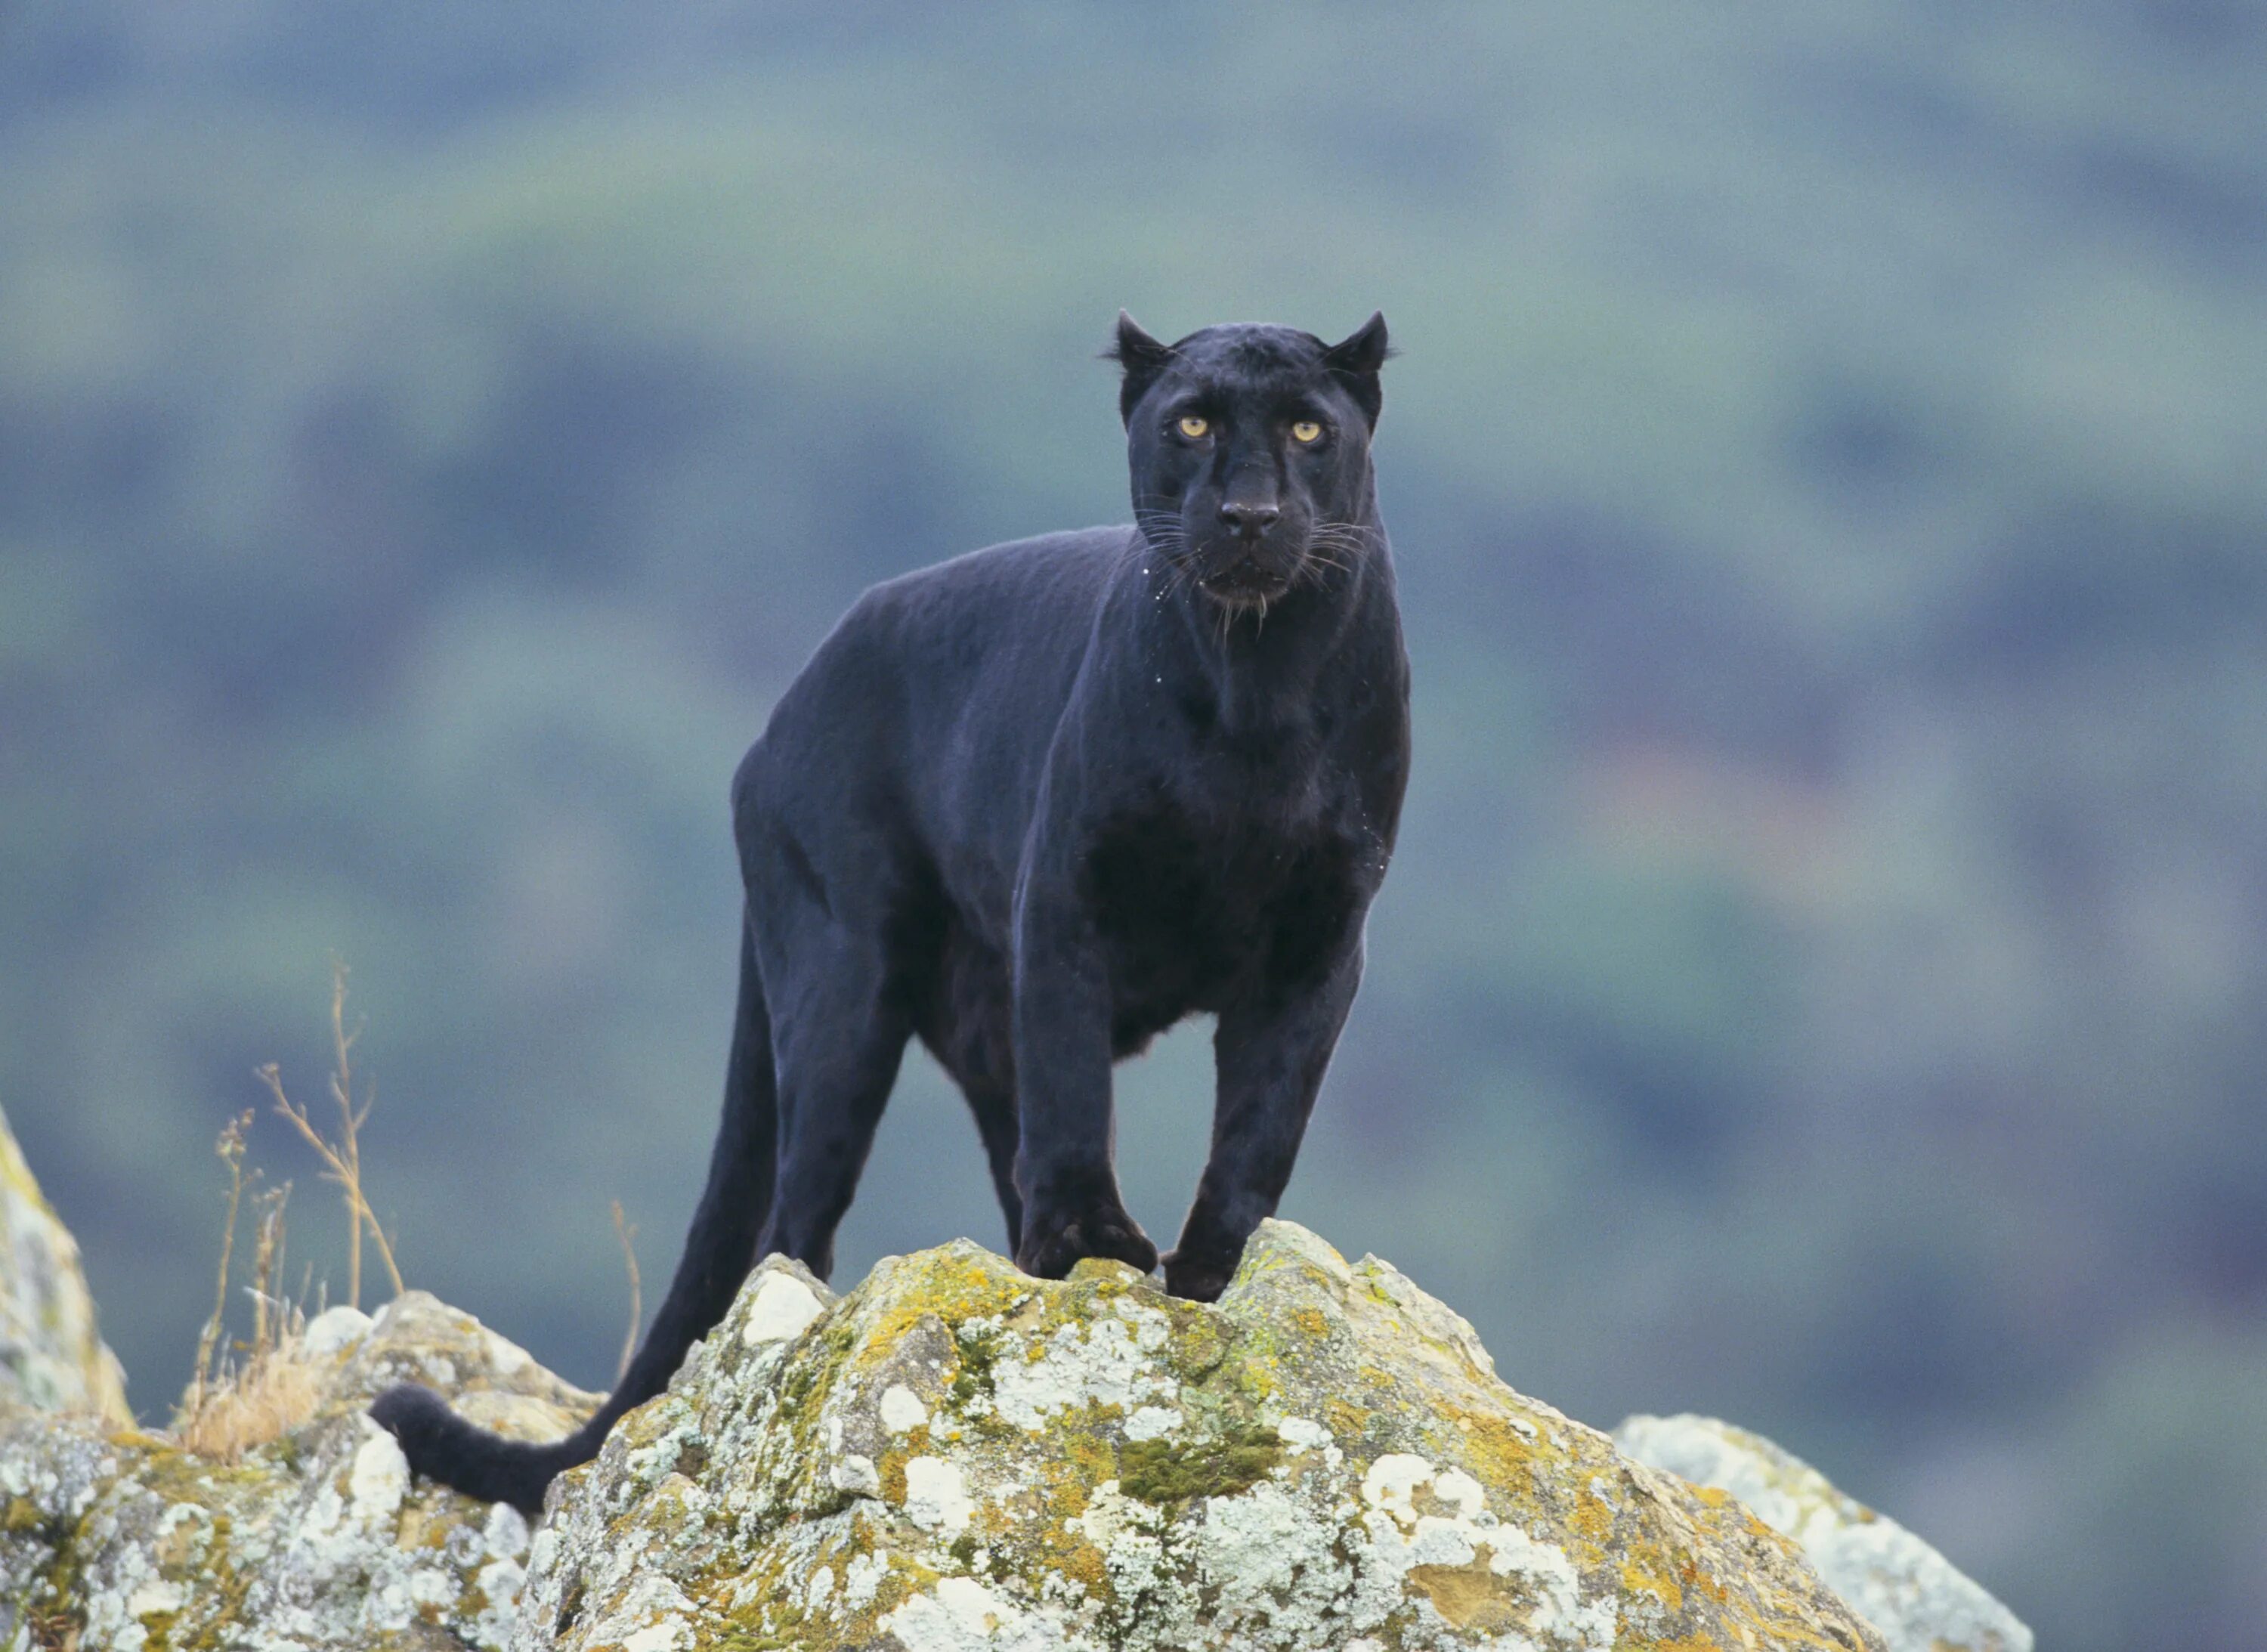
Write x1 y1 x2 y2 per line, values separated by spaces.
1177 416 1210 439
1291 420 1323 444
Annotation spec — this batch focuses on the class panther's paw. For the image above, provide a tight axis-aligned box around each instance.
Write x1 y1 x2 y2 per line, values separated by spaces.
1161 1246 1239 1303
1016 1202 1158 1280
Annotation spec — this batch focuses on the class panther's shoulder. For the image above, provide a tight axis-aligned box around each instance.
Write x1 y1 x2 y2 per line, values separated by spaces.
849 526 1139 639
877 525 1137 599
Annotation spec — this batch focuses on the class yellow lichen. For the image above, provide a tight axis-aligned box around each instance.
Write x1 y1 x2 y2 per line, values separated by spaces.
1620 1541 1687 1612
1050 1425 1118 1492
1407 1557 1529 1635
1440 1407 1540 1497
849 1249 1027 1375
1031 1519 1111 1600
1570 1482 1617 1546
877 1446 910 1505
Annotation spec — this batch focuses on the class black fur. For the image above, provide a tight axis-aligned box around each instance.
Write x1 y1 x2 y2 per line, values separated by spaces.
373 314 1410 1511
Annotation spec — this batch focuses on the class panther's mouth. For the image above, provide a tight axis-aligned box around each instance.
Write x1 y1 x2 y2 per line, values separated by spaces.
1198 567 1292 610
1196 551 1295 610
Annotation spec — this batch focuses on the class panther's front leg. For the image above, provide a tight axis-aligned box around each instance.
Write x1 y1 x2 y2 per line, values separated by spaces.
1164 943 1365 1301
1009 882 1158 1280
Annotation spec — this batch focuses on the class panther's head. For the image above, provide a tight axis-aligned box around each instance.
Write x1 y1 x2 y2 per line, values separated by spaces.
1111 314 1390 615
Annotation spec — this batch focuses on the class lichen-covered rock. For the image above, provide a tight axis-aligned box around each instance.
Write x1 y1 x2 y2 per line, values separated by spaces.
518 1221 1887 1651
0 1103 130 1425
0 1125 2011 1652
1614 1413 2031 1652
0 1290 600 1650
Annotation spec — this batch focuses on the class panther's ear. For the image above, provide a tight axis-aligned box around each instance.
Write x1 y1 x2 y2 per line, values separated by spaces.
1106 311 1174 425
1322 311 1390 427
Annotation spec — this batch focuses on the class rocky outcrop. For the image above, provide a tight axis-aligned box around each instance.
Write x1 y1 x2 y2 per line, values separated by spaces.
0 1103 129 1426
516 1224 1889 1651
1615 1413 2033 1652
0 1090 2030 1651
0 1292 598 1650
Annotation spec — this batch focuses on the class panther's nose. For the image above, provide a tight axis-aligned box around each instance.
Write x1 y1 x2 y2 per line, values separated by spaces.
1219 500 1281 538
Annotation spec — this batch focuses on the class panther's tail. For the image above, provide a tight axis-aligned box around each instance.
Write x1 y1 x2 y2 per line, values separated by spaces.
371 914 777 1513
366 1386 598 1513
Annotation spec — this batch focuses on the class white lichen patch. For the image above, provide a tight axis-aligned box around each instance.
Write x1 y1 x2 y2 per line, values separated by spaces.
831 1452 883 1498
1192 1479 1348 1639
623 1421 706 1492
880 1381 930 1434
844 1546 891 1609
299 1304 375 1360
573 1572 703 1652
884 1574 1075 1652
991 1305 1178 1430
125 1576 185 1619
902 1455 975 1535
1122 1404 1181 1442
742 1271 827 1345
1351 1452 1616 1650
347 1423 410 1527
483 1499 531 1560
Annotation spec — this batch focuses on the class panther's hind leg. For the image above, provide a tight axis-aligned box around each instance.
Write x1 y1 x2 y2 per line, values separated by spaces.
744 835 919 1284
917 923 1023 1254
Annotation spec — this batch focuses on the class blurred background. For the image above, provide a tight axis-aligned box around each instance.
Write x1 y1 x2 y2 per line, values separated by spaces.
3 2 2262 1643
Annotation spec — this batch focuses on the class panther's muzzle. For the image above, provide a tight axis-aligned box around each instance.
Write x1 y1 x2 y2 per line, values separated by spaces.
1195 539 1301 608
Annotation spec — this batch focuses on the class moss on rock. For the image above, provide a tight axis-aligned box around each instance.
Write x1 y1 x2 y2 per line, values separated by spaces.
1117 1425 1282 1505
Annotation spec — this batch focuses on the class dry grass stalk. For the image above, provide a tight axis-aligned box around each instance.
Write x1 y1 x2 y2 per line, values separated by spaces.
175 1332 323 1462
177 963 410 1459
188 1111 255 1412
175 1319 323 1460
175 1178 323 1459
258 959 403 1308
247 1182 289 1353
611 1199 642 1386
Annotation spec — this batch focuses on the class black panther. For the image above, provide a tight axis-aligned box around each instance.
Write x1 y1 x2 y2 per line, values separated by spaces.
372 313 1411 1511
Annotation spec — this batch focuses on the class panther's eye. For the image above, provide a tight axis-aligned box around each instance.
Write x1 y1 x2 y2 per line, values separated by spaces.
1291 420 1324 444
1177 416 1210 440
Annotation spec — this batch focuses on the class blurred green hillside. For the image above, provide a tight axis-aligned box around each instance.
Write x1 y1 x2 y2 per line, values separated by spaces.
2 4 2263 1647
